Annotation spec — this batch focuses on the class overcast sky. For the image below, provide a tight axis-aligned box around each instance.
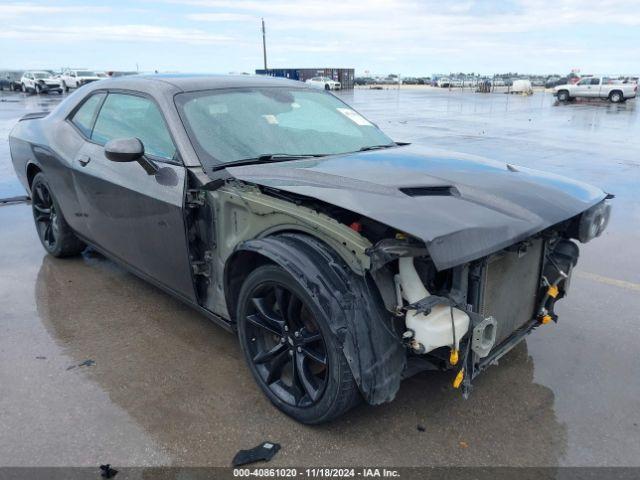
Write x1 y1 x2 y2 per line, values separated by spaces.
1 0 639 76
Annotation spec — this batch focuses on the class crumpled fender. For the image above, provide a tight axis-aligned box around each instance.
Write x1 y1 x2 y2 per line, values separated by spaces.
233 232 405 405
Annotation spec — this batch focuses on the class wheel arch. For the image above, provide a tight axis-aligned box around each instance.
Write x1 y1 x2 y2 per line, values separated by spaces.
224 232 406 405
26 162 42 190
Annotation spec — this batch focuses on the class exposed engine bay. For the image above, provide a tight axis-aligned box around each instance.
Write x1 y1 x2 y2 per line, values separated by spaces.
191 170 610 399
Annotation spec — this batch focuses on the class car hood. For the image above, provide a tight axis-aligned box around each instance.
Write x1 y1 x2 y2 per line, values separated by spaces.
223 144 606 270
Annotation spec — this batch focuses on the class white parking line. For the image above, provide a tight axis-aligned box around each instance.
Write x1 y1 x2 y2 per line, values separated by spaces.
577 271 640 293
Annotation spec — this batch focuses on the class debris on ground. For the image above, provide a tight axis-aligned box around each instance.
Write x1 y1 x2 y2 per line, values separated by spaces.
35 356 46 360
416 424 426 432
0 195 30 206
66 359 96 370
232 442 281 467
459 441 469 448
99 464 118 478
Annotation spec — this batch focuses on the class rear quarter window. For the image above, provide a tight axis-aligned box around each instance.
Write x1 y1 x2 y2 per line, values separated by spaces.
71 93 106 138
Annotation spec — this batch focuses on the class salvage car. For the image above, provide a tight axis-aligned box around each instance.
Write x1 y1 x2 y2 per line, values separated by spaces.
20 71 62 95
9 75 611 423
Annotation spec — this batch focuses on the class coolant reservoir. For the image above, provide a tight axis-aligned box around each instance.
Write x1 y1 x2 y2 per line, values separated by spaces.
398 257 470 353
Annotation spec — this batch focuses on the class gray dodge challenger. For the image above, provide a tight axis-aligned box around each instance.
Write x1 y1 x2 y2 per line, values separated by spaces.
9 74 611 423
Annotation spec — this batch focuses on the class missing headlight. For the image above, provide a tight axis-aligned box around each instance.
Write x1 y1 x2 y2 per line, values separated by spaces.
578 200 611 243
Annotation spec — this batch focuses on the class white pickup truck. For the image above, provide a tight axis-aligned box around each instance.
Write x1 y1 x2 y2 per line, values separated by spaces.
554 77 637 103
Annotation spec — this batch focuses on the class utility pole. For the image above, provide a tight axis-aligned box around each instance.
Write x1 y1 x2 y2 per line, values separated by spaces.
261 18 268 71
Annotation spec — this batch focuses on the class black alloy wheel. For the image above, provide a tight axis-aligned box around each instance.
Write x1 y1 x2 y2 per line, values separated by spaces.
32 180 59 251
245 281 328 407
237 264 360 423
30 173 85 257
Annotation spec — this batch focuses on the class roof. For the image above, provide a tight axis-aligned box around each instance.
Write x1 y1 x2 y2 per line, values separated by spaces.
96 73 308 93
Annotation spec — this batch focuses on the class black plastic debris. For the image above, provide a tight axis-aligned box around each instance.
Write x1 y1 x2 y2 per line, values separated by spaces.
100 464 118 478
0 195 30 206
67 359 96 370
417 424 426 432
35 356 46 360
232 442 281 467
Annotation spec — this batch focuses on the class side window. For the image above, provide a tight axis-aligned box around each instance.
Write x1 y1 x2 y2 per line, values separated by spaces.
92 93 176 161
71 93 105 138
590 78 600 86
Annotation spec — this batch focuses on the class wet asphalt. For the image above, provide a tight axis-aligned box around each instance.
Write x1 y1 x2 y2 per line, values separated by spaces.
0 86 639 467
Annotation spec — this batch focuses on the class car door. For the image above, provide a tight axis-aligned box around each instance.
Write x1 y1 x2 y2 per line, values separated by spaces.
586 77 601 97
71 91 196 302
574 78 591 96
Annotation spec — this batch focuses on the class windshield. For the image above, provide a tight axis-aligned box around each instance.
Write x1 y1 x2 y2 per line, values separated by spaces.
33 72 50 79
176 87 394 164
77 71 96 76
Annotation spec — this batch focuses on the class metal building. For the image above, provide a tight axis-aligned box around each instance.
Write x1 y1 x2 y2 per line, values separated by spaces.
255 68 355 89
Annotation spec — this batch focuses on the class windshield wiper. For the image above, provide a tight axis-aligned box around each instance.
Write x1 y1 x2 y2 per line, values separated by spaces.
358 144 398 152
209 153 326 172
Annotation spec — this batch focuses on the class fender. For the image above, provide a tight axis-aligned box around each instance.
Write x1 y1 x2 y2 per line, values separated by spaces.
229 232 406 405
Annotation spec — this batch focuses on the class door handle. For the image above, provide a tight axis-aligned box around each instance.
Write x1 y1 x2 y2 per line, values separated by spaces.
78 155 91 167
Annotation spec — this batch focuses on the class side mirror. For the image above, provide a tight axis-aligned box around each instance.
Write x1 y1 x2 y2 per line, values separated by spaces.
104 137 158 175
105 137 144 162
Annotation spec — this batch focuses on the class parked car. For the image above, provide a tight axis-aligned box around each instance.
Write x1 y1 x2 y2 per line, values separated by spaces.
305 76 341 90
19 71 62 94
545 76 564 88
354 77 376 86
9 75 611 423
0 70 24 91
555 76 637 103
60 69 102 91
437 77 451 87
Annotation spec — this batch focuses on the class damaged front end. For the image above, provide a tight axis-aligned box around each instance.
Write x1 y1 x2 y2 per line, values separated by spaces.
367 198 610 396
190 157 611 405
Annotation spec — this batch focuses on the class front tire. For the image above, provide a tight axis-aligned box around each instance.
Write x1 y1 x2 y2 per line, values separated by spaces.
237 264 360 424
31 173 85 257
62 81 69 92
557 90 570 102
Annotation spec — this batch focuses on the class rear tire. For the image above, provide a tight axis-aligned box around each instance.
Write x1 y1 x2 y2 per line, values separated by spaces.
609 90 623 103
31 173 85 257
237 264 360 424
